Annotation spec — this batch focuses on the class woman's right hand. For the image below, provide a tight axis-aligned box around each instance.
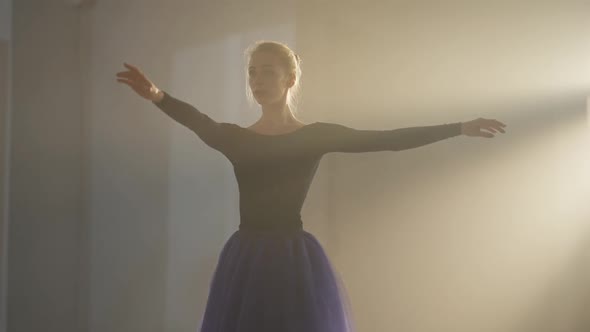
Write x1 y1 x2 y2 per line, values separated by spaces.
116 63 164 102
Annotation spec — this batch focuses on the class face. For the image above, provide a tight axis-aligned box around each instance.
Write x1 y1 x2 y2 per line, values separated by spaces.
248 51 295 106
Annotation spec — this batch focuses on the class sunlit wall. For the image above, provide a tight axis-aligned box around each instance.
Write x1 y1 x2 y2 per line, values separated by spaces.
297 2 590 331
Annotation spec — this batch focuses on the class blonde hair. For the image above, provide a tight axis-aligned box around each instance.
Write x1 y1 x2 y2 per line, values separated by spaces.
244 40 302 113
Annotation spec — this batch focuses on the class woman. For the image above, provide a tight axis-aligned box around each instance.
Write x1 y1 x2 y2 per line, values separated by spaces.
116 40 506 332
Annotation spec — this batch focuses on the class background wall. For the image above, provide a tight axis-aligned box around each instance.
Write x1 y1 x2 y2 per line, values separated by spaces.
8 1 84 332
0 0 11 331
5 1 590 332
0 0 10 40
297 2 590 332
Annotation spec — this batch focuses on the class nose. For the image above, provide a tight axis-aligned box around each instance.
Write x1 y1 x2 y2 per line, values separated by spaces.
251 80 264 89
251 76 263 85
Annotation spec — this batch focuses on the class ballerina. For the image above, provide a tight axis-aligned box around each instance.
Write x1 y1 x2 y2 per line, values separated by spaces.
116 40 506 332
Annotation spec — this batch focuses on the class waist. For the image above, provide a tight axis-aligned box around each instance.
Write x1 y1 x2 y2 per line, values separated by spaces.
238 215 303 233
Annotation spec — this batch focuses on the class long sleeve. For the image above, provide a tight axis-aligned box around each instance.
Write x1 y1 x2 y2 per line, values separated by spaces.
314 122 463 154
152 91 234 155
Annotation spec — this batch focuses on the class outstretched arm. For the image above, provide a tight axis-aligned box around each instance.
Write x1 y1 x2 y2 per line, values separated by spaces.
315 118 506 154
316 122 463 153
116 62 232 154
151 90 223 137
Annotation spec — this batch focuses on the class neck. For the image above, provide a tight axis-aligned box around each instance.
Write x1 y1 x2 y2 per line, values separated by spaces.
257 97 299 127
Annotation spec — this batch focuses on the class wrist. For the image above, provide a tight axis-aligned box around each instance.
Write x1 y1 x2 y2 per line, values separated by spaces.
153 88 164 103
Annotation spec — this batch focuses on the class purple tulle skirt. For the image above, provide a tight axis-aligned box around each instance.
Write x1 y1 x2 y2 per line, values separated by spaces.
199 227 356 332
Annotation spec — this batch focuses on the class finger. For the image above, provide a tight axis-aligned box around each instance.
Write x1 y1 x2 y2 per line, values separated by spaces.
492 120 507 127
479 129 495 138
122 66 150 86
116 72 147 86
117 74 149 87
124 62 142 74
485 121 507 133
123 62 137 71
116 71 135 79
117 79 151 94
486 122 506 133
117 68 145 82
116 78 144 88
116 78 134 86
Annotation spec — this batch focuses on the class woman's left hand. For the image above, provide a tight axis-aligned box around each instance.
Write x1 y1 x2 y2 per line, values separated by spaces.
461 118 507 138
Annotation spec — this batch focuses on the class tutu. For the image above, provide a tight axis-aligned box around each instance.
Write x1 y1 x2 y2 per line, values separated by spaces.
199 227 356 332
